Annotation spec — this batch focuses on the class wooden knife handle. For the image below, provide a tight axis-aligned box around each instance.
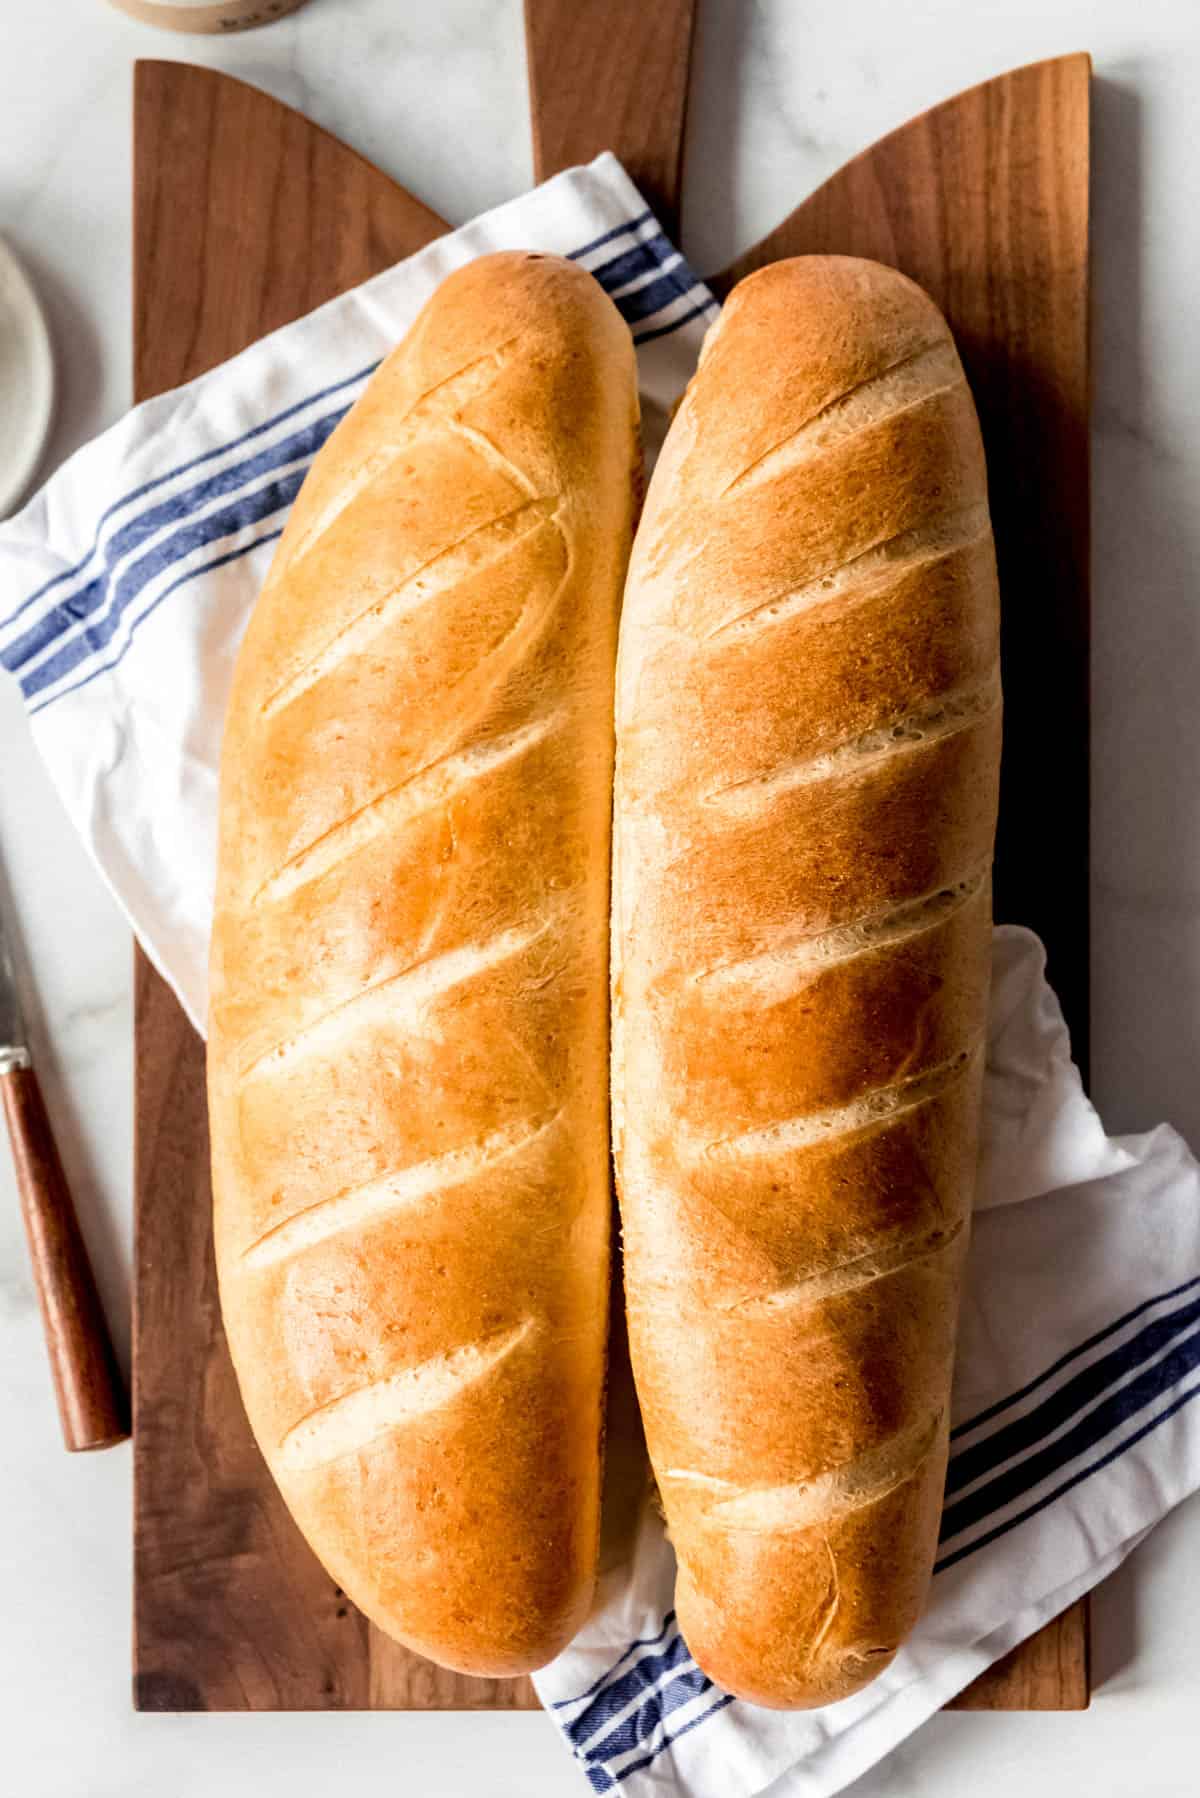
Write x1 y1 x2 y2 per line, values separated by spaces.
524 0 696 238
2 1063 129 1451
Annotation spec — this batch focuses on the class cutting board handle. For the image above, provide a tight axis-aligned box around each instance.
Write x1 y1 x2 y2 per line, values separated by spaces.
524 0 695 236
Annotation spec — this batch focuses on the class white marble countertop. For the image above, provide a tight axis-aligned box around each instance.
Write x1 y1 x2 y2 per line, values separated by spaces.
2 1 1199 1792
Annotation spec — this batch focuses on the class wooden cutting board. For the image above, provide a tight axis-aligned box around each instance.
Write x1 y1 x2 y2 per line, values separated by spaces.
133 36 1090 1713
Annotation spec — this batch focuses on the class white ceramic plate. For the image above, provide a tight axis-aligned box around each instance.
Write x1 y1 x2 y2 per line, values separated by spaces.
0 237 55 519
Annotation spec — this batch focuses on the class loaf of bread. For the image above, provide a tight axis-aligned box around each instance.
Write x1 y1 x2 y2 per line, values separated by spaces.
207 252 640 1675
612 256 1001 1708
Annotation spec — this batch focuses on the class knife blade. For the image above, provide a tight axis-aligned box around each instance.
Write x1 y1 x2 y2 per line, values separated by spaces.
0 900 31 1073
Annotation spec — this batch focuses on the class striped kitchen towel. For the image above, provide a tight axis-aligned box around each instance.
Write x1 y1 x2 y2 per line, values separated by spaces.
0 154 717 1030
2 156 1199 1798
536 929 1200 1795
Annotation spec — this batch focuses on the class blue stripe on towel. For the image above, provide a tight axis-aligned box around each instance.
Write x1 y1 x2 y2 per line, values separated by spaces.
1 360 377 636
583 1661 715 1766
555 1278 1200 1785
567 1632 694 1750
607 1693 737 1790
950 1273 1200 1442
3 404 352 689
634 295 717 345
585 233 680 296
612 267 699 326
11 213 717 715
17 460 317 703
940 1318 1200 1545
566 210 655 263
945 1291 1200 1498
937 1375 1200 1574
549 1613 677 1710
29 525 287 716
576 220 712 333
576 1685 736 1792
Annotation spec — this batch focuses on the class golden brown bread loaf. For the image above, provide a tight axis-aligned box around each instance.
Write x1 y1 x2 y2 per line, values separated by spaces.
612 256 1001 1708
207 252 640 1675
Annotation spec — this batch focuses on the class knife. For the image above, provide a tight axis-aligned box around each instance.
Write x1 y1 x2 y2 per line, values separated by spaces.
0 903 128 1451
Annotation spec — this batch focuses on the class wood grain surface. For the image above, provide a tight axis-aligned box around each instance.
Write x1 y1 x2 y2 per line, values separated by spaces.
133 47 1092 1715
948 1606 1091 1713
525 0 695 235
3 1062 128 1452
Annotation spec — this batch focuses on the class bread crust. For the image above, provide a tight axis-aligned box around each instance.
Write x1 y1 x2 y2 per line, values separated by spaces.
208 252 640 1675
612 256 1001 1707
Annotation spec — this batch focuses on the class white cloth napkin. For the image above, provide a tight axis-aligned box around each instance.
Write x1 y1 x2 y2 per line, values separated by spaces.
2 156 1199 1798
0 155 716 1031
